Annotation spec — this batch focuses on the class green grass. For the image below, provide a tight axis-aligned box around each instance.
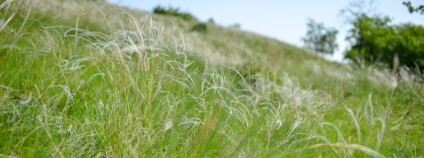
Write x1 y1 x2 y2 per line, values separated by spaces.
1 0 423 157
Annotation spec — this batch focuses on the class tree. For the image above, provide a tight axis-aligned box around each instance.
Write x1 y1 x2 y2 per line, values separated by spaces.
344 14 393 63
403 1 424 15
344 14 424 71
340 0 424 72
301 19 338 54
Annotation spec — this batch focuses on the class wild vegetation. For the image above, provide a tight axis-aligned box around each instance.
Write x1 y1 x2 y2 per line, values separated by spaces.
153 5 196 21
0 0 423 157
301 19 338 55
403 1 424 15
344 13 424 73
303 1 424 76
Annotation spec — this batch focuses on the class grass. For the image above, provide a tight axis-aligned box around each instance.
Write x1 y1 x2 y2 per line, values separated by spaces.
1 0 423 157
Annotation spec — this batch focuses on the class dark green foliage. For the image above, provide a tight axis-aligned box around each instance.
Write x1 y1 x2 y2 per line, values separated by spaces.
345 14 424 71
301 19 338 54
207 18 215 24
191 23 207 32
345 15 393 63
153 5 196 21
403 1 424 14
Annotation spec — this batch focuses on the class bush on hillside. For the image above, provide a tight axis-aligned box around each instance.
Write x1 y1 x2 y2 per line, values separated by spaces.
191 23 207 32
153 5 196 21
207 18 215 24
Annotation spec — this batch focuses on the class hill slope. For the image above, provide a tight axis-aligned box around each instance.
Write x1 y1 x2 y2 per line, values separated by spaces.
1 0 423 157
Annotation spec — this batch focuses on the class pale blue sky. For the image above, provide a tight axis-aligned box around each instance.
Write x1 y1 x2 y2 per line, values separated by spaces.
107 0 424 61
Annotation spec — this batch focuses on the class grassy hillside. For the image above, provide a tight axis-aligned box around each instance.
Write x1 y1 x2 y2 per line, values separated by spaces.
1 0 423 157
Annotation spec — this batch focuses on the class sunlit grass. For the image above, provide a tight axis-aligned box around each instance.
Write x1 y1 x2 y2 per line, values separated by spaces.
1 0 423 157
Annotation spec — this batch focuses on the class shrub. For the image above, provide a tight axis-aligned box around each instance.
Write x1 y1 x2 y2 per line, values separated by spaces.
153 5 196 21
207 18 215 24
191 23 207 32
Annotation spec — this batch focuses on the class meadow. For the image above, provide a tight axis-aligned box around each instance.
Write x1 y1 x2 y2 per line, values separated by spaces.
0 0 423 157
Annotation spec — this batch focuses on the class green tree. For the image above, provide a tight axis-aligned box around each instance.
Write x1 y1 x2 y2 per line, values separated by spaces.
345 14 424 71
301 19 338 54
403 1 424 15
345 14 393 63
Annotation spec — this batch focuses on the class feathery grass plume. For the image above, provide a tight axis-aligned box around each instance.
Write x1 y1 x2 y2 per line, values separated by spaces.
0 0 16 31
310 143 385 158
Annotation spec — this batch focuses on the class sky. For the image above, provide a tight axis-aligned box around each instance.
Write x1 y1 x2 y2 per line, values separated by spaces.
107 0 424 61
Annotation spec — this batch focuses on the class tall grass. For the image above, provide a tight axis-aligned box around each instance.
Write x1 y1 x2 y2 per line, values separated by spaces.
1 0 423 157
